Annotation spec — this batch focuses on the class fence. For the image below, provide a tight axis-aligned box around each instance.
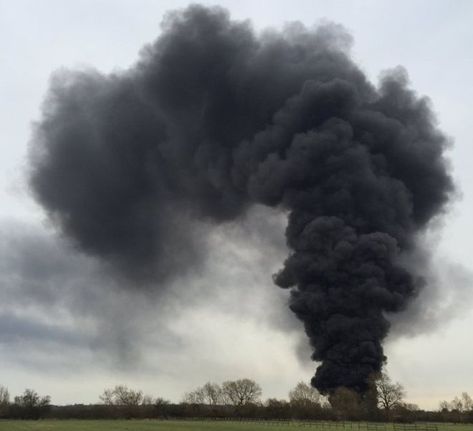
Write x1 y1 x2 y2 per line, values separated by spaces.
181 418 439 430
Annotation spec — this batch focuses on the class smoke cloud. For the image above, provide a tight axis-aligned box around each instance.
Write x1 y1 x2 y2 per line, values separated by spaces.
29 5 453 394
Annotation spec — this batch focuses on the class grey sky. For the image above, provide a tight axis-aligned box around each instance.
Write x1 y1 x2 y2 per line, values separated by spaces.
0 0 472 408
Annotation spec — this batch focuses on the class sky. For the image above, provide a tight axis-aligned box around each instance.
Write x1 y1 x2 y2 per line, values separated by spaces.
0 0 472 409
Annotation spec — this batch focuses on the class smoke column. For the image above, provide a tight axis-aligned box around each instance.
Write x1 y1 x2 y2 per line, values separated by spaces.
29 6 453 394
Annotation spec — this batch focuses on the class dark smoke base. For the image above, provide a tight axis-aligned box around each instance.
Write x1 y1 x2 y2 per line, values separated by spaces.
29 6 453 394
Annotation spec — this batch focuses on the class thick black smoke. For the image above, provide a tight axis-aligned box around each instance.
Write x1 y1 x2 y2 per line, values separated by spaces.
29 6 453 394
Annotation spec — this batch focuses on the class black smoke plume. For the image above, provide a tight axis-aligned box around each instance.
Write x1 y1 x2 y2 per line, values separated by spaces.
29 6 453 394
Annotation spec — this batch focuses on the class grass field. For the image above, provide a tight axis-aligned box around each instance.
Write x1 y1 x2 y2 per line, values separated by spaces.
0 421 472 431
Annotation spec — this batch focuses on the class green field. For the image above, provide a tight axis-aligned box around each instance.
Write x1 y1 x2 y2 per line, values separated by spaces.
0 421 472 431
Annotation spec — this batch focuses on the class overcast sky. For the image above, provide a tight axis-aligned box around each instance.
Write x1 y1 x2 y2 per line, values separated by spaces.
0 0 472 409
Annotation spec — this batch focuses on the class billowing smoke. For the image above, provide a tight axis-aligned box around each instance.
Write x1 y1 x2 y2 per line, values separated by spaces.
29 6 453 394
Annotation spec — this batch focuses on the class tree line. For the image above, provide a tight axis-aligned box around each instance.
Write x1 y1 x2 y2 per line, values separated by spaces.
438 392 473 422
1 374 472 422
0 387 51 419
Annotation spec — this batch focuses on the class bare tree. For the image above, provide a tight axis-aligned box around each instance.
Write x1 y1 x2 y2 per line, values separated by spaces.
289 381 321 406
439 400 450 411
440 392 473 413
451 396 463 412
99 385 144 406
461 392 473 411
182 382 224 405
376 373 405 412
202 382 223 405
182 387 206 404
99 388 115 405
13 389 51 419
0 386 9 406
14 389 50 408
0 386 9 417
221 379 262 406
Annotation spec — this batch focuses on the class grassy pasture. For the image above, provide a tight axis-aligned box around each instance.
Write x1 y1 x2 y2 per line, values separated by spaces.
0 421 472 431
